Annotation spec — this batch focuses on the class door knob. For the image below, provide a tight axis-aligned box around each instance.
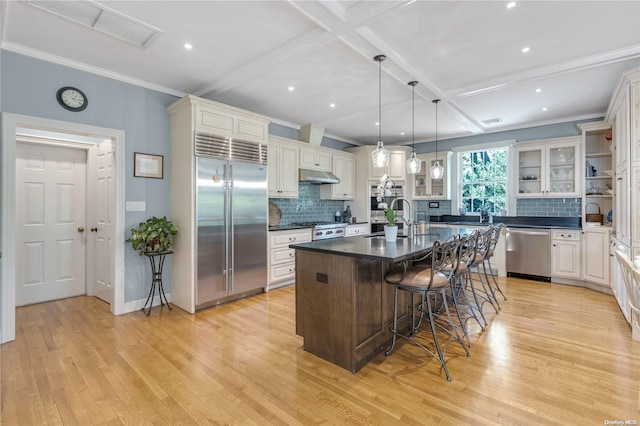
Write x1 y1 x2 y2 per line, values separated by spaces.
77 227 85 233
90 227 98 232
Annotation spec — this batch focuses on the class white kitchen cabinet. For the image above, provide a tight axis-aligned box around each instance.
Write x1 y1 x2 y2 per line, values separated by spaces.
321 153 355 200
614 88 630 173
369 150 406 182
268 228 312 289
632 83 640 164
195 102 268 144
411 152 451 199
615 164 631 246
582 227 611 287
300 146 332 171
515 137 580 197
611 238 631 323
268 136 299 198
551 230 581 280
578 122 613 227
346 223 369 237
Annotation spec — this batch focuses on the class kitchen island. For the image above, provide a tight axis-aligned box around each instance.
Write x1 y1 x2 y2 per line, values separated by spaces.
291 227 473 373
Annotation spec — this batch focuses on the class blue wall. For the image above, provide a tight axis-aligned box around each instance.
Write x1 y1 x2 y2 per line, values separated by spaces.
1 51 179 304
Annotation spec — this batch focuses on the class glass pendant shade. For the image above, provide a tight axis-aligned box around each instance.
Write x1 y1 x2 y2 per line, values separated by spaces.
431 159 444 179
406 151 421 174
371 141 390 168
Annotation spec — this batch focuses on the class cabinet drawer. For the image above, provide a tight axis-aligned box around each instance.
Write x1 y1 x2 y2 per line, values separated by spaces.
270 247 296 265
552 230 580 241
270 230 311 248
270 261 295 282
346 224 368 237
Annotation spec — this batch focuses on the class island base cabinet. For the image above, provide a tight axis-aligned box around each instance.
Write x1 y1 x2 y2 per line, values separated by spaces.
295 251 411 373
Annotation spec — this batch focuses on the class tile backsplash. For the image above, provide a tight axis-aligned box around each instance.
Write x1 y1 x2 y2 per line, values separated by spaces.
415 198 581 217
272 191 582 224
270 183 346 224
516 198 581 217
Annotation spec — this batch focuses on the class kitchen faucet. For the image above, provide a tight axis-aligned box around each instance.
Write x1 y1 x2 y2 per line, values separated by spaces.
390 198 414 238
479 208 489 223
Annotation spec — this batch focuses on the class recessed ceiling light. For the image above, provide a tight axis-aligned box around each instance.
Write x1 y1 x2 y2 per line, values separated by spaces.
542 107 548 111
506 2 516 9
329 103 336 108
535 88 542 93
400 132 405 136
184 43 192 50
375 122 380 126
522 47 530 53
288 86 295 92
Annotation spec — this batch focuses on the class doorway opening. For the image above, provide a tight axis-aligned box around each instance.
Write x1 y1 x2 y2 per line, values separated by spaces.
2 113 126 344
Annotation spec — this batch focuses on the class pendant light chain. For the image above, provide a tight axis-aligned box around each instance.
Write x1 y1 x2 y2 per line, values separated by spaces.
412 83 415 149
371 55 390 168
434 99 438 160
378 56 382 143
430 99 444 180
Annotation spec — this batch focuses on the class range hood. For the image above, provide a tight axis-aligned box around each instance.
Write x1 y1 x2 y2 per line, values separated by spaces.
299 168 340 184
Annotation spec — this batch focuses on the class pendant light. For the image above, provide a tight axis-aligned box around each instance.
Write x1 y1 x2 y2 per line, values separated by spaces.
405 81 421 174
371 54 390 168
430 99 444 180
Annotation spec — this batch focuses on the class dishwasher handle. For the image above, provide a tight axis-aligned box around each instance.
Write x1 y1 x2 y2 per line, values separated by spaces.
506 228 550 236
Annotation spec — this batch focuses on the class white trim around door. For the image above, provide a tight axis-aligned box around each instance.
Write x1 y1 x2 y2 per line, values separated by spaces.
1 113 126 344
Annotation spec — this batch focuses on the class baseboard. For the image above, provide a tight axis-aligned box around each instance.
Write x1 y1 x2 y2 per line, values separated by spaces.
123 293 171 314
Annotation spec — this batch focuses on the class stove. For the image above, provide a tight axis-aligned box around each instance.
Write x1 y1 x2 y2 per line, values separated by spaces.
290 221 347 240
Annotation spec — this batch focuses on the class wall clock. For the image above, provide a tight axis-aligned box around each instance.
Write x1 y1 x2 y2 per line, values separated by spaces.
56 86 88 112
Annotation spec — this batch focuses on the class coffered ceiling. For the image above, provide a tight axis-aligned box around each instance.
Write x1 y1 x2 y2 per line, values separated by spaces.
2 0 640 146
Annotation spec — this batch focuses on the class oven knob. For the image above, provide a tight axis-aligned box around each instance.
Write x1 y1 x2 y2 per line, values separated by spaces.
315 231 322 237
326 230 333 235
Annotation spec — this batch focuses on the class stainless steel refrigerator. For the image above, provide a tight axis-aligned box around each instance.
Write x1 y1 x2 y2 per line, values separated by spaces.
195 133 267 309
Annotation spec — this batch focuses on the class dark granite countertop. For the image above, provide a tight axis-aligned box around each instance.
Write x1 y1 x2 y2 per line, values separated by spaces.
290 227 476 263
429 215 581 230
269 224 312 232
269 221 369 232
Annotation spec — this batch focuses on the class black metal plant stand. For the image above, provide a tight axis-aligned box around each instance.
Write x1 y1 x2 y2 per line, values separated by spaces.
142 250 173 316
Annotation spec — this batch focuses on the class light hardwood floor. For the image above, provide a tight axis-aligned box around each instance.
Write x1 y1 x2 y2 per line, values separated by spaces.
2 277 639 425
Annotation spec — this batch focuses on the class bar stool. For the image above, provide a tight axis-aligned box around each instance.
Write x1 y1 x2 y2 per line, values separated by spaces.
482 224 507 302
449 231 487 346
384 235 470 381
466 227 500 315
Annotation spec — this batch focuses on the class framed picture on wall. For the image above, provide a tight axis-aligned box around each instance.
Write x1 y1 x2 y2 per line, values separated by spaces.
134 152 163 179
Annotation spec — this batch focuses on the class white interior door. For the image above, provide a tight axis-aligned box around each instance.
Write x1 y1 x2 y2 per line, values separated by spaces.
15 143 87 306
92 140 115 304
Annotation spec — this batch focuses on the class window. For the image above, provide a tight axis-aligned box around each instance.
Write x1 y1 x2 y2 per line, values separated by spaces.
460 147 508 214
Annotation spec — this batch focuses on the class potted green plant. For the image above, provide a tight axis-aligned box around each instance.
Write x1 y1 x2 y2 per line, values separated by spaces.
126 216 178 256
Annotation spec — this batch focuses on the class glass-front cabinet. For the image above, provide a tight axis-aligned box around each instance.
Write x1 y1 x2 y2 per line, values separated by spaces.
411 153 450 200
515 137 580 197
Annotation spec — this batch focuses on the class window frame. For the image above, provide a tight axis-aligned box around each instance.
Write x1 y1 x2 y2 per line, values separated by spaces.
451 140 515 216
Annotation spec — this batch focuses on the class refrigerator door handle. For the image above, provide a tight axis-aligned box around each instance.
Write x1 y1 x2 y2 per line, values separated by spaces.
228 163 234 293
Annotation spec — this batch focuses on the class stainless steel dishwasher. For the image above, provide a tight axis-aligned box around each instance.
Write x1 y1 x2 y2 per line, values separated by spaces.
505 227 551 282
